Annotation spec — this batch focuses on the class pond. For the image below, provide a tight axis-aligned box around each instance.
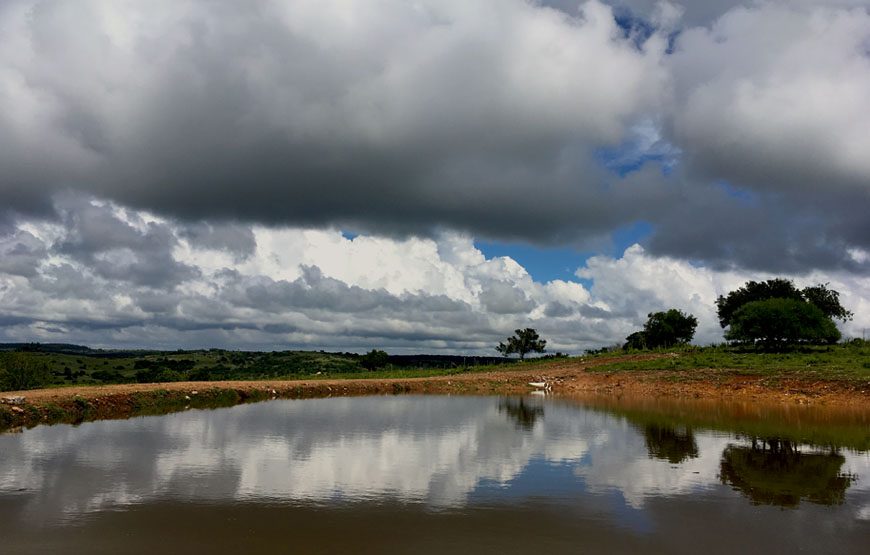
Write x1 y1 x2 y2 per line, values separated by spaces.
1 395 868 554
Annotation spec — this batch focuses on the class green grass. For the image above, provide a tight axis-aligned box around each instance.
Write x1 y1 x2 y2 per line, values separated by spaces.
3 341 868 391
2 348 556 390
584 341 870 382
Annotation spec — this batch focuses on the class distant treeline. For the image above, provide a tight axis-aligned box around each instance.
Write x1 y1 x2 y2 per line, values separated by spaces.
0 343 162 358
0 343 519 368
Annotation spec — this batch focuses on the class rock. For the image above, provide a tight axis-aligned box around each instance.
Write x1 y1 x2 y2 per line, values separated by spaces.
10 406 25 413
2 396 25 405
184 395 191 401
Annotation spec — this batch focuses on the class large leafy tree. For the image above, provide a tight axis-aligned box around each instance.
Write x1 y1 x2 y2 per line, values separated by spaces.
624 309 698 350
496 328 546 360
724 298 840 347
715 279 803 328
717 279 851 348
801 283 854 322
716 279 852 328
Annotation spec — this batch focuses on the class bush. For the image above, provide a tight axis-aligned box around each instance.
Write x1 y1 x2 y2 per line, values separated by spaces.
135 367 185 383
92 370 126 383
0 352 50 391
359 349 389 370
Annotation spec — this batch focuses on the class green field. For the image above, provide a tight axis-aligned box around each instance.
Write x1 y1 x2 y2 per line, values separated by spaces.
0 346 550 390
586 340 870 382
1 341 868 392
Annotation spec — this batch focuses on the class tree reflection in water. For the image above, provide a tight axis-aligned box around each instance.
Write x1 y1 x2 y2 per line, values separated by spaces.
642 424 699 464
719 438 856 508
498 397 544 430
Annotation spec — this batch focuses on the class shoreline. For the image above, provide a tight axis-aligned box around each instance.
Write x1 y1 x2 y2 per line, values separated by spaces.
2 355 869 431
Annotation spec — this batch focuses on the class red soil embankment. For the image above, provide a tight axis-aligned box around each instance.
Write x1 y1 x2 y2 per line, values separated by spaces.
2 354 868 430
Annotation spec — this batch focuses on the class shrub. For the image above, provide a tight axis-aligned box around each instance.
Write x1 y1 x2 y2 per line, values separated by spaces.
0 352 50 391
359 349 389 370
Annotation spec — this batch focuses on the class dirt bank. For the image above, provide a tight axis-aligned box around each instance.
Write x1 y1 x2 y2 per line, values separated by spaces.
2 354 868 431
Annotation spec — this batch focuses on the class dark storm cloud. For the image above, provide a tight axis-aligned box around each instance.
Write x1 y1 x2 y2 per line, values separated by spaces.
0 0 866 308
0 0 665 244
29 263 107 300
53 195 199 288
642 173 870 274
179 223 257 260
1 0 867 273
0 229 46 277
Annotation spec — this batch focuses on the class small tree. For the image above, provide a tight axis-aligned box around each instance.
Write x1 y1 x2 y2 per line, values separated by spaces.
496 328 546 360
359 349 389 370
644 309 698 348
624 309 698 350
0 352 50 391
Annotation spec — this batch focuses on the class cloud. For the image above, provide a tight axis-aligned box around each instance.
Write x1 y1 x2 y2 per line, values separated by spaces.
667 2 870 194
0 1 867 274
546 1 870 27
578 243 870 344
1 1 869 349
0 229 46 277
1 197 868 351
0 0 666 243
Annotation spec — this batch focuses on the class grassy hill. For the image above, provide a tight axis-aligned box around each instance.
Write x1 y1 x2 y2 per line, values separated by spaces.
0 344 522 389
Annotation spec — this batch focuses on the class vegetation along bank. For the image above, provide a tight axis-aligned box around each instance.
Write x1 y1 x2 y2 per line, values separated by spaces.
2 343 868 432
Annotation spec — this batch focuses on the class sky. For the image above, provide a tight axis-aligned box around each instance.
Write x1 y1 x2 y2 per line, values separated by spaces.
0 0 868 353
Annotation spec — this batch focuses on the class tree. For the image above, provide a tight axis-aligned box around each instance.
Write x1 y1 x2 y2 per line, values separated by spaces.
643 309 698 348
801 283 853 322
715 279 803 328
623 309 698 350
496 328 546 360
0 352 50 391
716 279 852 328
623 331 648 351
716 279 850 348
724 298 840 348
359 349 389 370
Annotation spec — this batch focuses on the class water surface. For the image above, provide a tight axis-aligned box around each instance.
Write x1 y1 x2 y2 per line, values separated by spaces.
1 395 868 553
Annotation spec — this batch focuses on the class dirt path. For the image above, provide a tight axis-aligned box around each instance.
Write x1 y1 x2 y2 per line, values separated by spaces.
2 354 869 430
